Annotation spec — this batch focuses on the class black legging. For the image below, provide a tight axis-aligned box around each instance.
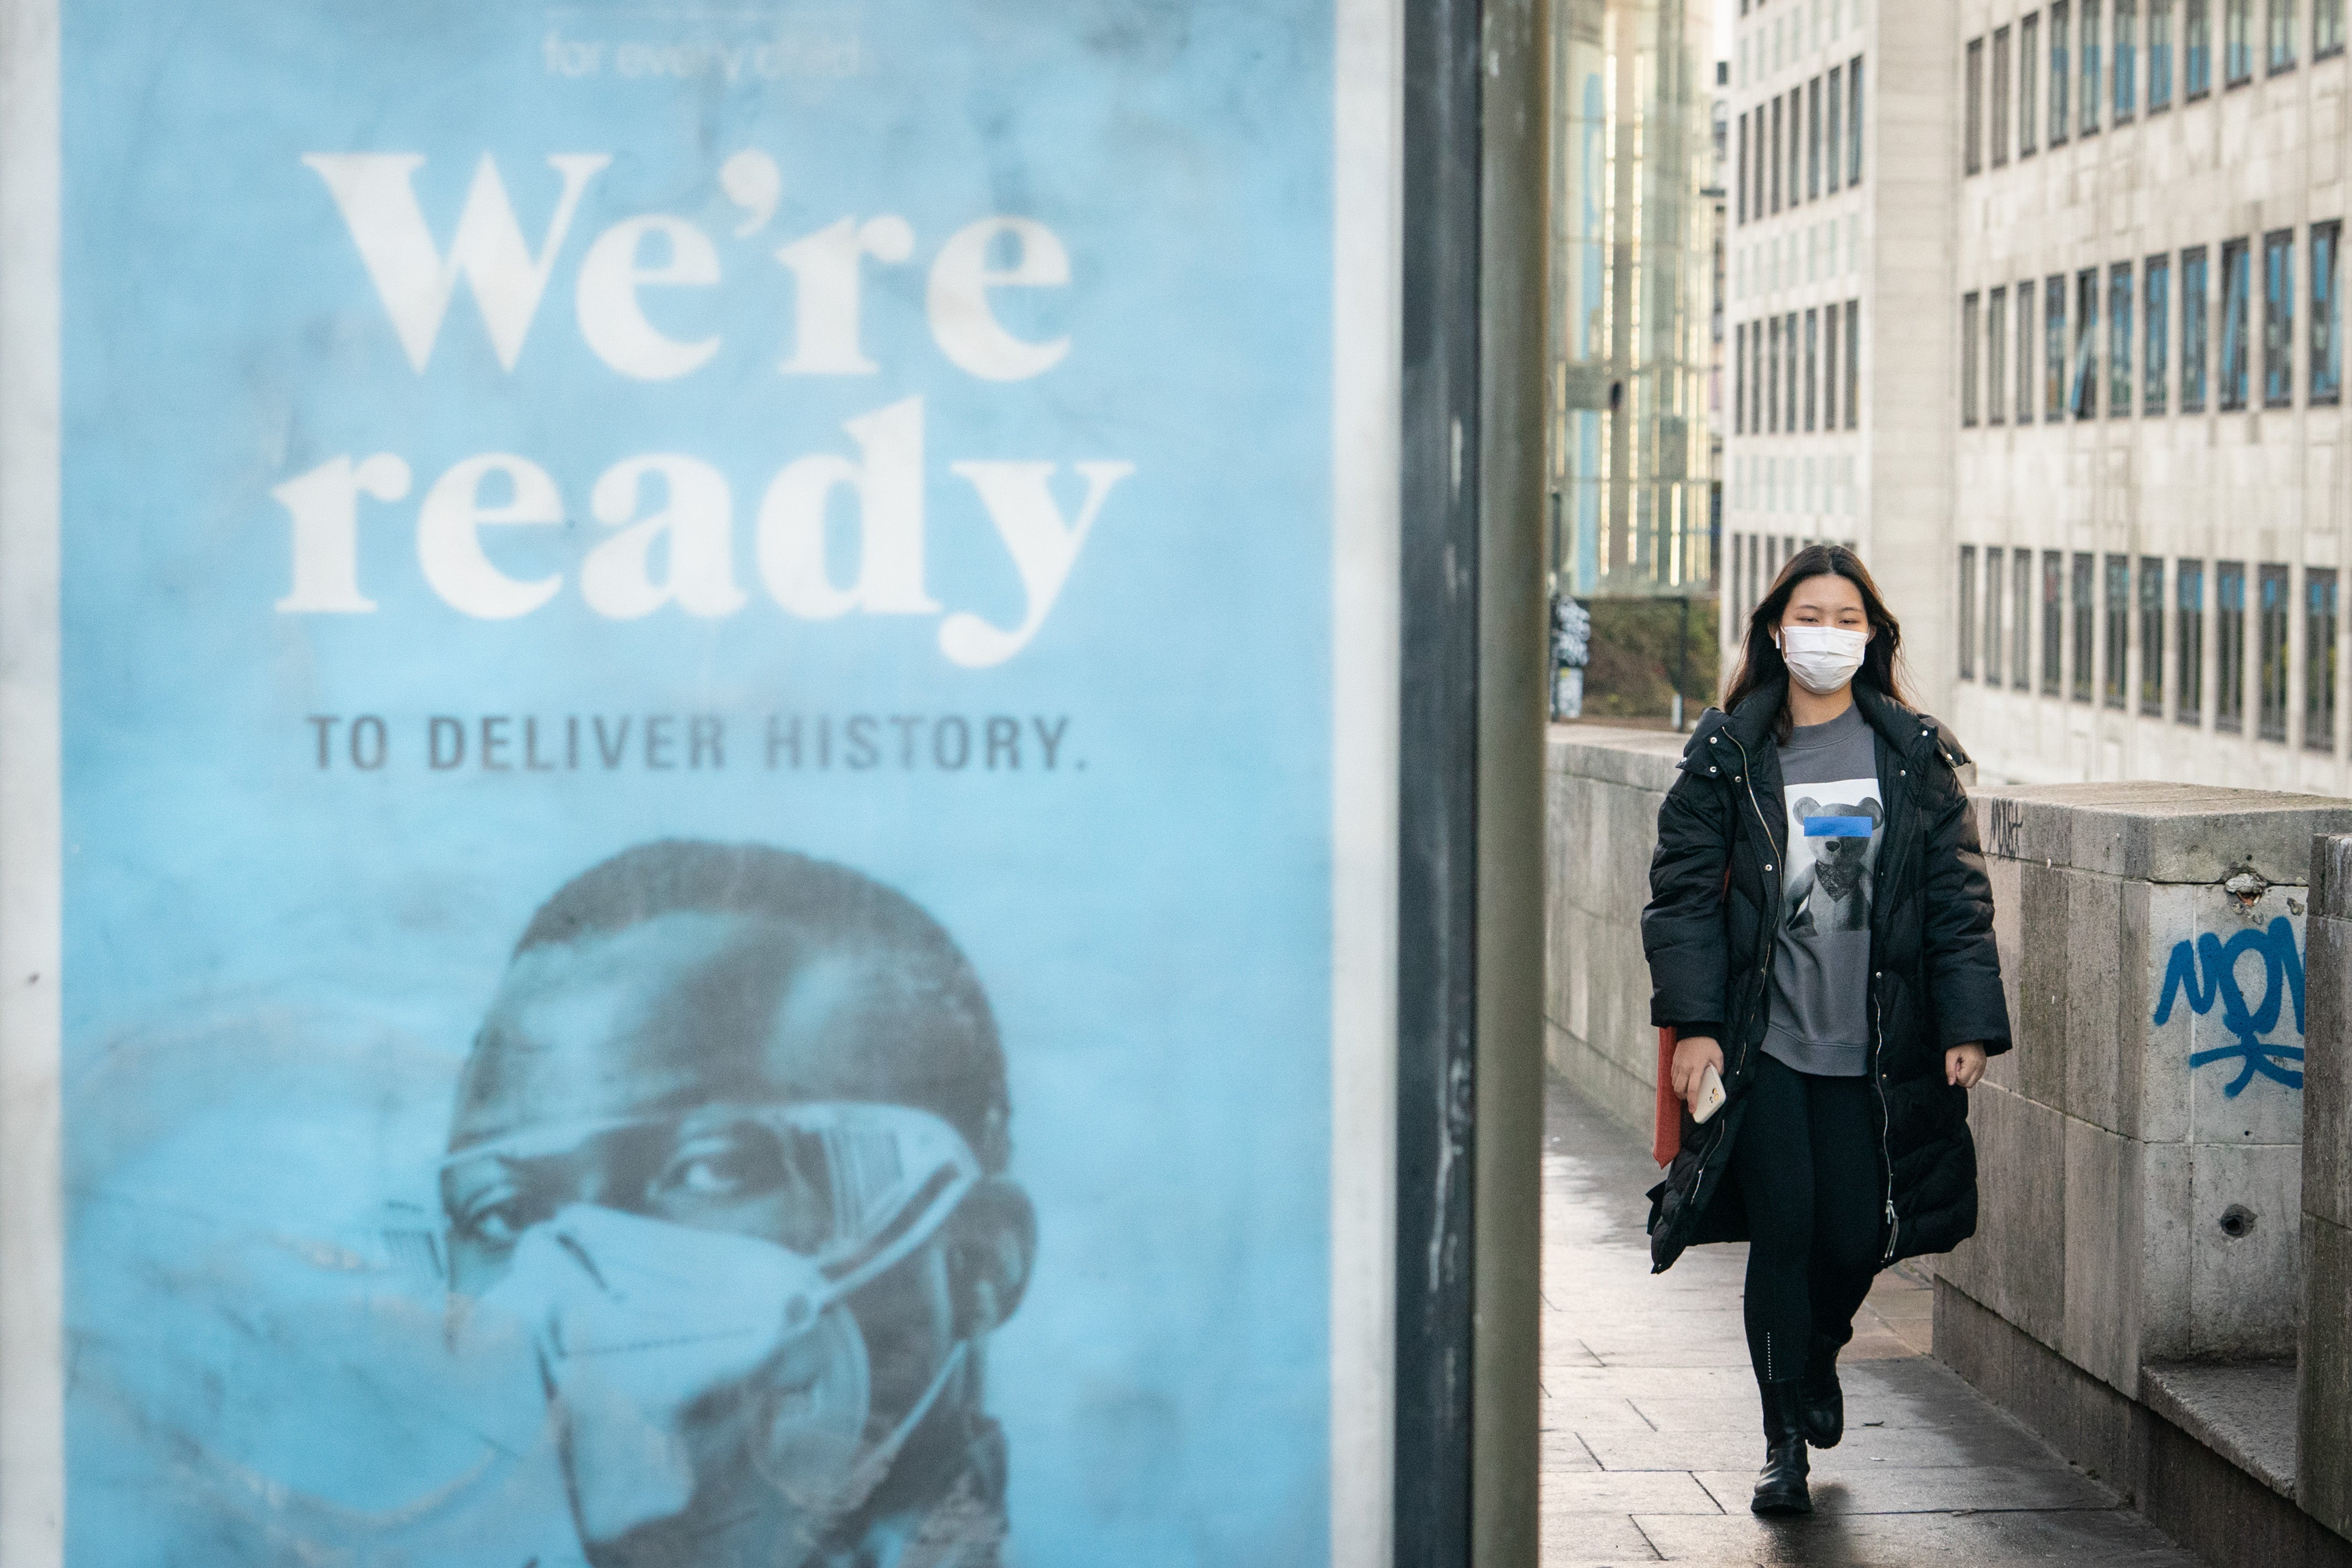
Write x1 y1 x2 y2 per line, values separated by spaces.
1729 1052 1885 1384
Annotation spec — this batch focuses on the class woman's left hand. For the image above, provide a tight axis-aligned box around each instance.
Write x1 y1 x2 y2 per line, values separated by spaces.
1946 1042 1988 1088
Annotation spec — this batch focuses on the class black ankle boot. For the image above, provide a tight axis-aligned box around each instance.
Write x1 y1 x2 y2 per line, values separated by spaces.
1799 1333 1844 1449
1752 1380 1814 1516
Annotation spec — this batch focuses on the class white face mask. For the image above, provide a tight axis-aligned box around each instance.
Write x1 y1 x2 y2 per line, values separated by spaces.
1774 624 1870 695
452 1104 982 1565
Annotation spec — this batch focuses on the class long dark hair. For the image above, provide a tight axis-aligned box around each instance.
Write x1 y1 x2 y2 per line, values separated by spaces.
1724 544 1913 735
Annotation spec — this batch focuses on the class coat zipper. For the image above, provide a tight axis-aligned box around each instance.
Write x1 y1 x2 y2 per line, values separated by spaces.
1725 728 1782 1079
1874 982 1899 1264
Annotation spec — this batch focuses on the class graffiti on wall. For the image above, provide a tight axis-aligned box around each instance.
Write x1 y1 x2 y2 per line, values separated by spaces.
2153 915 2307 1095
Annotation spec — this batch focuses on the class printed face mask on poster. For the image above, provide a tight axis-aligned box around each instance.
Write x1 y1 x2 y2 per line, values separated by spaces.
447 1101 982 1565
1774 625 1870 696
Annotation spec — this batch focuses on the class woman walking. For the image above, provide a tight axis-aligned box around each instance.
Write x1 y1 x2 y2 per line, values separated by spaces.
1640 544 2010 1516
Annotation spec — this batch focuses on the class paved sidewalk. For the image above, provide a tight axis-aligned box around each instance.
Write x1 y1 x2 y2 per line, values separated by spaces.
1540 1072 2201 1566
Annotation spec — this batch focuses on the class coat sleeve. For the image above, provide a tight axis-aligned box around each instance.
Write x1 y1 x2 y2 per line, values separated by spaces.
1641 765 1732 1032
1918 768 2014 1055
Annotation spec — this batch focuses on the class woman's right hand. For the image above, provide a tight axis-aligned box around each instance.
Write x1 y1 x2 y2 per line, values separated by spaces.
1670 1034 1726 1116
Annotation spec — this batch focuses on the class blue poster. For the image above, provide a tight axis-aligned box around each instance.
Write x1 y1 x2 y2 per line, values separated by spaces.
36 2 1384 1562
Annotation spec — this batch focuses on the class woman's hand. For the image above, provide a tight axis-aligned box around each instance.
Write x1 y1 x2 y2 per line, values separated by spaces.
1671 1035 1726 1115
1946 1042 1988 1089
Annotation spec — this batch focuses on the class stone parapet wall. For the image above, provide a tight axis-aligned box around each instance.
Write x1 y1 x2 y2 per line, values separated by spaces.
1543 725 1687 1138
1943 785 2352 1380
2300 836 2352 1541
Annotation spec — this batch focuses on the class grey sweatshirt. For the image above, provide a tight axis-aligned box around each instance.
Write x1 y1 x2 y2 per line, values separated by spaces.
1762 703 1881 1077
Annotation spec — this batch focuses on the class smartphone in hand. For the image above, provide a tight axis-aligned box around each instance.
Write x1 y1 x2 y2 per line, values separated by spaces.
1691 1063 1728 1124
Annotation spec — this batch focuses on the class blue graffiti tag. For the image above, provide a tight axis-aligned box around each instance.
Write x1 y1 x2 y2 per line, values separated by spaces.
2153 915 2306 1096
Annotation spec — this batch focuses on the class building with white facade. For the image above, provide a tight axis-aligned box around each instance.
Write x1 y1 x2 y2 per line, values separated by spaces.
1721 0 1963 697
1950 0 2350 790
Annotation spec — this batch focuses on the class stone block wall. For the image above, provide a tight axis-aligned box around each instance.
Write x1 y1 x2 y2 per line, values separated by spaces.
1541 724 1688 1138
2301 835 2352 1541
1940 786 2352 1386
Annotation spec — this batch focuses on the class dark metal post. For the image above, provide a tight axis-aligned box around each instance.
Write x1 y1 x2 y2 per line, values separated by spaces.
1395 0 1545 1562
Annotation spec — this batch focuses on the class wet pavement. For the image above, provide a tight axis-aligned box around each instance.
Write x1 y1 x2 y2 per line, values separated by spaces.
1540 1072 2202 1566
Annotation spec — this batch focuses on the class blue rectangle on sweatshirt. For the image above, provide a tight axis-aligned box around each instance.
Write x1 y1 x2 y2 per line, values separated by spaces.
1803 816 1877 838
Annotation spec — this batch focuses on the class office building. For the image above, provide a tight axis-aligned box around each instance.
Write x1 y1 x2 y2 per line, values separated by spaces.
1721 0 1963 695
1950 0 2350 790
1549 0 1720 600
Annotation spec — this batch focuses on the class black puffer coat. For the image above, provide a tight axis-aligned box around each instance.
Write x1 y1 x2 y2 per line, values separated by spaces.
1640 676 2011 1274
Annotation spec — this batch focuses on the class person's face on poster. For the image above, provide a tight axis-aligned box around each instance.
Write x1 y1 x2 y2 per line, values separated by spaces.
439 897 1033 1567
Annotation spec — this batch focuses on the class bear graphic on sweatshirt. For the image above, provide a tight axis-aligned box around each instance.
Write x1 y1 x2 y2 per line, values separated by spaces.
1784 796 1882 934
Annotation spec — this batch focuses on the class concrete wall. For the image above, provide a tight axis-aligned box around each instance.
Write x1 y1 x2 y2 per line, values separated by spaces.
1543 723 1686 1138
2302 835 2352 1540
1937 785 2352 1375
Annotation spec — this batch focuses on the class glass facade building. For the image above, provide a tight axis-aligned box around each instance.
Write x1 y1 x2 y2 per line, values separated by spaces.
1549 0 1718 597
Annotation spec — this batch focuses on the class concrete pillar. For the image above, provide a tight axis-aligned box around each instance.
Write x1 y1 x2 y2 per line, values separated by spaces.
2298 834 2352 1541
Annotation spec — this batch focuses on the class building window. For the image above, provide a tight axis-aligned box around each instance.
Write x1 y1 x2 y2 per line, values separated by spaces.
2111 262 2135 415
1990 286 2010 423
2221 237 2251 409
2313 220 2342 405
1961 547 1979 677
1808 76 1824 199
2270 0 2298 68
1825 304 1841 428
2073 552 2096 702
1962 293 1982 425
2105 555 2131 707
1805 306 1820 430
2043 550 2066 696
1771 97 1783 213
2047 274 2070 418
2085 0 2105 129
1786 309 1800 426
2188 0 2215 91
2074 267 2100 419
2141 556 2166 714
2310 568 2339 750
2259 563 2291 741
2015 552 2035 689
2019 277 2039 422
1845 299 1860 426
2321 0 2346 56
1966 40 1987 173
2264 229 2295 407
1787 89 1803 207
2146 253 2171 414
1827 65 1845 193
1747 324 1761 433
1994 27 2014 163
1848 57 1865 185
2183 245 2211 410
1768 316 1783 431
2023 13 2044 151
1987 549 2008 684
2218 560 2247 730
2117 0 2141 117
2152 0 2177 103
2179 559 2206 722
2227 0 2255 80
1735 325 1748 434
1736 113 1749 225
2053 0 2075 139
